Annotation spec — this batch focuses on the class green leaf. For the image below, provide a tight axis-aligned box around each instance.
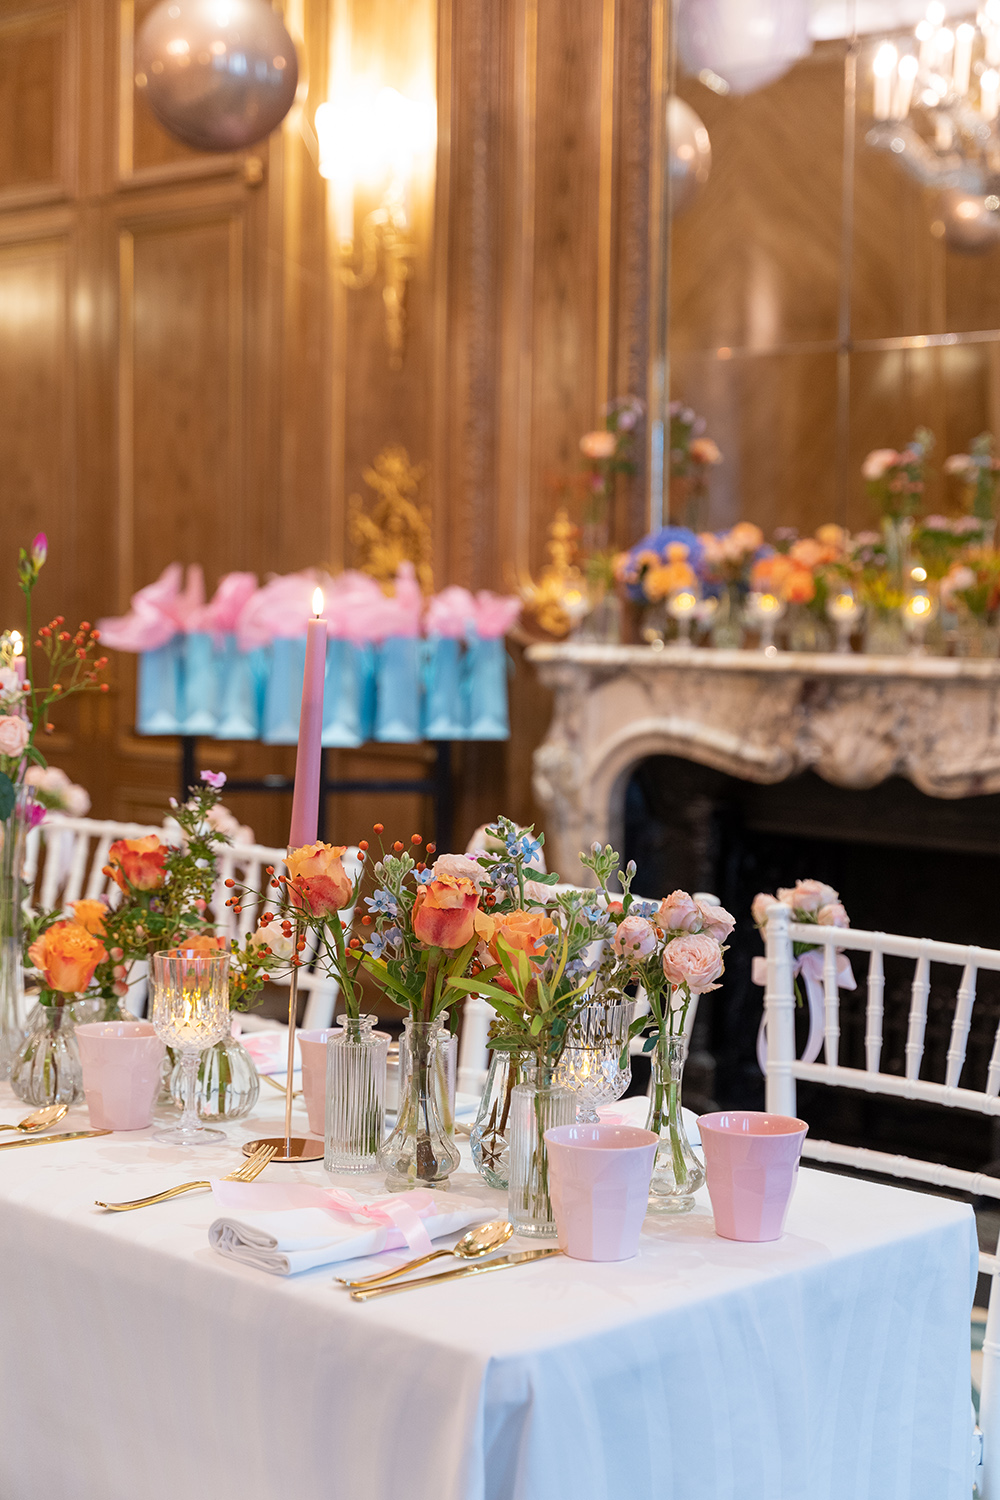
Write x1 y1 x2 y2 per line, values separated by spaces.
445 976 516 1007
0 772 14 822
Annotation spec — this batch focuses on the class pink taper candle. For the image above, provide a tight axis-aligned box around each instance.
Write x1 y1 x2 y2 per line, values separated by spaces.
288 589 327 850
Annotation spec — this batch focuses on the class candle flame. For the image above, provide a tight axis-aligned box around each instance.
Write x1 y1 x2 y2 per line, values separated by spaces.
9 630 22 653
312 588 324 617
907 593 932 617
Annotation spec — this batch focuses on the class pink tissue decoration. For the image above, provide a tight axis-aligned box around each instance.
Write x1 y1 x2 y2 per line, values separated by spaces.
236 570 323 651
325 572 386 642
355 562 424 642
97 563 206 652
425 586 476 639
187 572 258 640
472 591 521 639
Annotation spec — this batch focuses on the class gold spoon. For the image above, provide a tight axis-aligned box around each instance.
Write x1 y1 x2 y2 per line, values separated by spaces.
336 1219 515 1290
0 1104 69 1134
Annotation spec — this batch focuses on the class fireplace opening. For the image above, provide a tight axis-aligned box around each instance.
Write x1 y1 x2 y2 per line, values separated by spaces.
624 755 1000 1173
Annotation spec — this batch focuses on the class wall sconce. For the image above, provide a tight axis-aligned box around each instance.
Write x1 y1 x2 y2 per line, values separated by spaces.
315 84 435 370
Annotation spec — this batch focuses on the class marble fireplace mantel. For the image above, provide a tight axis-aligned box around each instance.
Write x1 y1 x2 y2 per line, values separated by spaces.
526 642 1000 881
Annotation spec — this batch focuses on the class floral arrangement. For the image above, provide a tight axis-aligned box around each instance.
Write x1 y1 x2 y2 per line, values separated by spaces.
614 526 704 604
669 401 723 483
861 428 932 519
697 522 765 591
578 396 644 515
750 878 852 1002
944 433 1000 523
25 773 247 1014
939 550 1000 620
0 535 109 823
23 764 90 819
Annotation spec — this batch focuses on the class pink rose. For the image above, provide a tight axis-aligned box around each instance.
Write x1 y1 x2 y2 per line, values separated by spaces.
657 890 700 933
817 901 849 928
613 914 658 961
0 715 29 756
432 852 487 889
777 879 839 914
861 448 899 481
695 899 735 942
662 932 725 994
579 430 617 461
751 892 776 928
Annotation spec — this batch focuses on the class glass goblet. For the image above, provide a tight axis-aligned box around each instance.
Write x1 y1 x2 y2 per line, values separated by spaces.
150 949 231 1145
557 997 634 1123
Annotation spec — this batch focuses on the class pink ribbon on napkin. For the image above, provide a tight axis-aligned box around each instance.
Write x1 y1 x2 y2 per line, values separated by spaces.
753 947 856 1073
210 1181 439 1255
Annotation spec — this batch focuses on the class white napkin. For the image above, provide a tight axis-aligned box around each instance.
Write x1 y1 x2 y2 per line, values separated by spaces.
208 1186 490 1276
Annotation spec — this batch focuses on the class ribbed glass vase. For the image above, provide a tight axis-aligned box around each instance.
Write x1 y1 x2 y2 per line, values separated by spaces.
507 1063 575 1237
378 1016 460 1190
170 1033 260 1121
0 783 34 1080
10 998 103 1106
324 1014 389 1173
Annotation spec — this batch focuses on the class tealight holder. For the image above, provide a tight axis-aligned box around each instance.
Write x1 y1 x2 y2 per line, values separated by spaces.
744 591 785 651
825 588 862 653
150 950 231 1145
666 588 700 647
902 568 937 656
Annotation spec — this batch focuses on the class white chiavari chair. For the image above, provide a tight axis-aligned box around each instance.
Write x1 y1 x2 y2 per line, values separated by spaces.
763 900 1000 1497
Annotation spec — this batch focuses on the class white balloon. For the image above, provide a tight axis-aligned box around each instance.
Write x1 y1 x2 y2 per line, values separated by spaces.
667 97 712 215
678 0 812 96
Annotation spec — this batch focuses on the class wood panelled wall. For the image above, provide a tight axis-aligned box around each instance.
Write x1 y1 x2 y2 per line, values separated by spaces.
0 0 656 854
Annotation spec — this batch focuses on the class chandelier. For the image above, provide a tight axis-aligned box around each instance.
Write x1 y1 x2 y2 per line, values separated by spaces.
867 3 1000 249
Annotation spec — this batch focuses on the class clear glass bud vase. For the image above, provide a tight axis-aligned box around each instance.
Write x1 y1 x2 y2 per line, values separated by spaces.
646 1032 705 1213
325 1014 389 1173
471 1050 522 1189
507 1063 576 1237
10 998 103 1106
378 1016 460 1190
170 1033 261 1121
0 784 34 1080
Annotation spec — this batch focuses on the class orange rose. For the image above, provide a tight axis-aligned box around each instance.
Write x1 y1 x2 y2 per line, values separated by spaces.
28 921 106 995
412 875 479 949
286 842 353 917
474 908 557 965
71 899 107 936
783 567 816 605
105 835 167 893
170 932 225 957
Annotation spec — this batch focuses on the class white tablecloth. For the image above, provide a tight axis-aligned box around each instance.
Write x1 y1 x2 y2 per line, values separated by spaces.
0 1085 977 1500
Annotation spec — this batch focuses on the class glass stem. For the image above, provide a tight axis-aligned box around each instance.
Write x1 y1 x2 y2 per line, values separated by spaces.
178 1049 201 1133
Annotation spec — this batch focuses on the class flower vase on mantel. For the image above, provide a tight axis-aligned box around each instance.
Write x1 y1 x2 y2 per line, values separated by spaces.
0 783 34 1080
710 585 744 649
507 1062 576 1236
645 1031 705 1212
378 1015 460 1190
324 1014 389 1173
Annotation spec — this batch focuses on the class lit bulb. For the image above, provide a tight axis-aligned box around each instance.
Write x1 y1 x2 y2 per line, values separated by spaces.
9 631 22 654
312 588 324 617
873 41 899 77
911 565 928 582
927 1 946 26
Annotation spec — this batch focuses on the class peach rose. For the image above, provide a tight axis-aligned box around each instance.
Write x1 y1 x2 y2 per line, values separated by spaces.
657 890 700 934
751 892 777 928
432 852 487 889
171 932 226 957
475 907 557 965
412 875 479 949
613 914 658 961
661 932 724 994
286 842 353 917
29 921 106 995
580 430 617 460
695 899 735 943
862 448 898 481
105 835 167 893
817 901 849 928
0 716 29 756
249 924 294 962
777 879 839 914
71 899 107 936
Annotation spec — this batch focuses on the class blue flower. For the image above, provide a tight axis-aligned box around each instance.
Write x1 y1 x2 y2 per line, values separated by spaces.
365 889 398 916
631 900 658 919
583 906 606 924
363 927 401 960
564 958 594 981
414 868 435 884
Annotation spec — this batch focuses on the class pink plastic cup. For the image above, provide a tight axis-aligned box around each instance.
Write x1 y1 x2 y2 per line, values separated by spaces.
699 1111 808 1242
298 1029 340 1137
544 1123 659 1261
75 1022 166 1131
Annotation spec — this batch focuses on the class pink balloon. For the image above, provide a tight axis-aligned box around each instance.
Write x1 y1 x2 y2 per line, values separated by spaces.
135 0 298 152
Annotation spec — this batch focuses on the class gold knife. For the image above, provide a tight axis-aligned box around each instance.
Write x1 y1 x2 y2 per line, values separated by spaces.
0 1129 112 1151
349 1248 561 1302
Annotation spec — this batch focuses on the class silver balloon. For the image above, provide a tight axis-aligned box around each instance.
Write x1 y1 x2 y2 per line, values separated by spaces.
135 0 298 153
935 190 1000 253
668 96 711 216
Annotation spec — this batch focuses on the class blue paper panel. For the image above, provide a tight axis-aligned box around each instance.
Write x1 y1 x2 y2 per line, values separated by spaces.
179 632 219 736
137 640 182 735
374 636 421 743
261 636 307 744
322 640 376 748
464 635 511 740
215 637 268 740
422 636 467 740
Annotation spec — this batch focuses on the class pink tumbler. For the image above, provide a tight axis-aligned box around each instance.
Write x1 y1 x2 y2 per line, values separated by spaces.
545 1123 658 1261
75 1021 165 1131
699 1111 808 1242
298 1029 340 1137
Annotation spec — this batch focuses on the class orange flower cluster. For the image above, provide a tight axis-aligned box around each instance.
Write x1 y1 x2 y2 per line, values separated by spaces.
28 920 106 995
750 528 847 606
104 835 167 894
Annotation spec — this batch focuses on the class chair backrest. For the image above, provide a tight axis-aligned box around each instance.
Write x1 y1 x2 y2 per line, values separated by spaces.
24 815 170 912
762 901 1000 1494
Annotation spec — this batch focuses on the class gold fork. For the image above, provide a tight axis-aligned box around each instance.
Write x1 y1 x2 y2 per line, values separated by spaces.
95 1143 278 1212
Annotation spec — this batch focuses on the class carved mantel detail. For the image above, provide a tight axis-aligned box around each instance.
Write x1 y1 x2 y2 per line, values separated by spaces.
526 643 1000 882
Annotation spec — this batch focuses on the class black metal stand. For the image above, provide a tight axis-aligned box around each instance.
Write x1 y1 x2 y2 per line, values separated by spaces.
178 737 454 852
